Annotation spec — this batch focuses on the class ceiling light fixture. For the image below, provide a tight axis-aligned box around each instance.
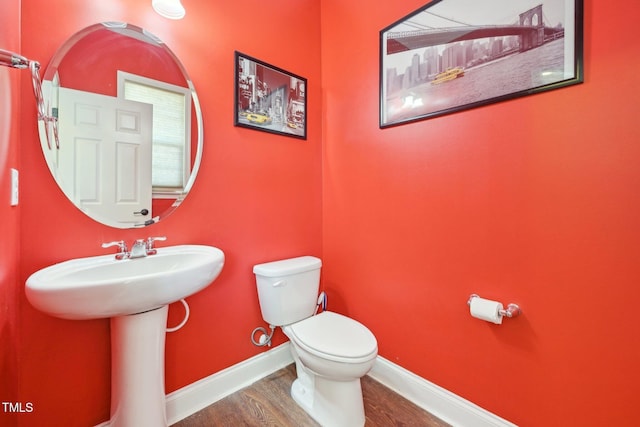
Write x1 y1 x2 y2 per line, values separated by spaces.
152 0 186 20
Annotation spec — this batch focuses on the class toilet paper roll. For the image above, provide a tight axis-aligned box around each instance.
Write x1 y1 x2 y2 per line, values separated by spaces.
469 297 504 324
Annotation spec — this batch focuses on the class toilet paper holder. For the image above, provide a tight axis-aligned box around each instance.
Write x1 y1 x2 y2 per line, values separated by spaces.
467 294 521 318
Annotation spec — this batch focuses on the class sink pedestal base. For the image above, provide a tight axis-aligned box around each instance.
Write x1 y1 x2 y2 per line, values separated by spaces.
110 306 168 427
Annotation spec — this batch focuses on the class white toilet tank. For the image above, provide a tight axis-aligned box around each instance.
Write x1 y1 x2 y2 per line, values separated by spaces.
253 256 322 326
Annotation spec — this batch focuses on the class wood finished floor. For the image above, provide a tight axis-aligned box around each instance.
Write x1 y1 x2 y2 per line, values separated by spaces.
172 364 451 427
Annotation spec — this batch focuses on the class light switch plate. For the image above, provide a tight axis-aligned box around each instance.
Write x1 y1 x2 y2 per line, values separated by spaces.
10 168 18 206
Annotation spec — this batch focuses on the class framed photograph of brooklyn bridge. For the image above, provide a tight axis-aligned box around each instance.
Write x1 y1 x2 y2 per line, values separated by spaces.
379 0 584 128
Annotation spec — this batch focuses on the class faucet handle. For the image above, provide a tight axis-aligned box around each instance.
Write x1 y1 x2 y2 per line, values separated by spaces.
102 240 127 250
101 240 129 260
146 236 167 255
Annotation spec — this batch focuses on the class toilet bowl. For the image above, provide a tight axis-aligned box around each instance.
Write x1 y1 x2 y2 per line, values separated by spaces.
253 256 378 427
283 311 377 427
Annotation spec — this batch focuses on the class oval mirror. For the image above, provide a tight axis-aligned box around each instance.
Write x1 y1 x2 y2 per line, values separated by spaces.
39 22 203 228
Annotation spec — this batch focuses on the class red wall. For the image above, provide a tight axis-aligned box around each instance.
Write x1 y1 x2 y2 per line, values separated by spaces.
13 0 321 426
0 1 21 426
7 0 640 426
321 0 640 426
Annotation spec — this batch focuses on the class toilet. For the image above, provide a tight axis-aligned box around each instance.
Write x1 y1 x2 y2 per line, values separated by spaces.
253 256 378 427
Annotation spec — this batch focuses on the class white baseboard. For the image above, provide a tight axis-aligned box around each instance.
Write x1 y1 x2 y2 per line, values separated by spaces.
166 343 294 425
368 356 518 427
99 343 516 427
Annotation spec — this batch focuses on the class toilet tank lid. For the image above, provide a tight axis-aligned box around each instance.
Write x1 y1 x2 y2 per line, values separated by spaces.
253 256 321 277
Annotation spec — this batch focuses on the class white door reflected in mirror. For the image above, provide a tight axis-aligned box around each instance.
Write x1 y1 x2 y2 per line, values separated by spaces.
57 87 153 225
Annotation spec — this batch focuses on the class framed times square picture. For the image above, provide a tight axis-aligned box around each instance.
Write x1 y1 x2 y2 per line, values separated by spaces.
235 52 307 139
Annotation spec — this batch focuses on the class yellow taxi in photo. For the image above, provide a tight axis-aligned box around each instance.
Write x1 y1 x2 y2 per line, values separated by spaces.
246 113 272 125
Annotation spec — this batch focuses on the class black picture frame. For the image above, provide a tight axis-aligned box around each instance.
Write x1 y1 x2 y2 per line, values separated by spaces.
234 51 307 139
379 0 584 128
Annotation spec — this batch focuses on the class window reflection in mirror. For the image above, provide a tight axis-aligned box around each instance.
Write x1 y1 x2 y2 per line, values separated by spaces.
118 71 192 198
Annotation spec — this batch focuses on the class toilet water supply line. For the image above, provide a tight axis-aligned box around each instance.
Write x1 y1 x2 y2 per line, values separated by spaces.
251 292 327 347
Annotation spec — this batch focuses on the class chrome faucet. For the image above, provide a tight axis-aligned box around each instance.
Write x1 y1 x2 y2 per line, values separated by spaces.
129 239 148 259
102 236 167 260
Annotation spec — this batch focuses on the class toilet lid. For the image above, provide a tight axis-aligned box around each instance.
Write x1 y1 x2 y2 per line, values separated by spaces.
287 311 377 359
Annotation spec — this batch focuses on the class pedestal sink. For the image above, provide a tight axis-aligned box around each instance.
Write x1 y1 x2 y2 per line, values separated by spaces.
26 245 225 427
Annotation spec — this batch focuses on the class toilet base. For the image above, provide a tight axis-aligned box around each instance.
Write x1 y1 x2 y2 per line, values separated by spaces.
290 364 365 427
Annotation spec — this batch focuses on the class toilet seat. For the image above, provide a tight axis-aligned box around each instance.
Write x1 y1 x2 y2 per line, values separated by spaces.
285 311 377 363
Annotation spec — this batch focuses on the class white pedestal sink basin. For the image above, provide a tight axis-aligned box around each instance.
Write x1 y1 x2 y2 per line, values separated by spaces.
25 244 225 427
26 244 224 319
